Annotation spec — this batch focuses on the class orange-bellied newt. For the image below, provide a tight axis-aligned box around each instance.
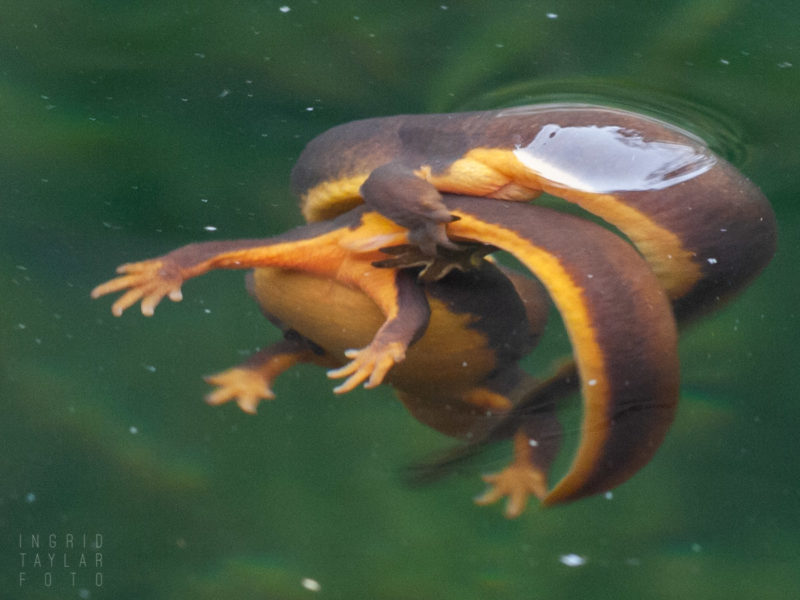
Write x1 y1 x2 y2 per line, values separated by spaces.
292 104 776 321
92 104 776 516
92 196 680 515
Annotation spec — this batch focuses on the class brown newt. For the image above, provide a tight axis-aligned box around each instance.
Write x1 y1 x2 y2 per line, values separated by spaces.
292 104 776 321
92 104 776 516
92 197 680 515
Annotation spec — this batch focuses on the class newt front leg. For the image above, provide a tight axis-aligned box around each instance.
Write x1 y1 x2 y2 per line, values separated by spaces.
327 268 430 393
360 162 457 254
91 257 185 317
92 210 430 394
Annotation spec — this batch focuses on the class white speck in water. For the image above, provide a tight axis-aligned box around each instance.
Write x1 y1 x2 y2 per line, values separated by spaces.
528 439 539 447
194 52 205 59
440 5 449 10
495 43 504 48
143 364 156 373
691 543 702 553
301 577 321 592
559 554 586 567
720 58 730 65
604 491 614 500
25 492 36 503
720 227 727 232
129 426 139 435
353 15 360 20
305 106 314 111
204 225 218 232
203 308 212 314
78 588 91 599
218 89 230 98
707 257 718 264
777 61 793 68
16 323 26 330
279 5 290 13
546 12 558 19
200 198 209 203
587 379 597 386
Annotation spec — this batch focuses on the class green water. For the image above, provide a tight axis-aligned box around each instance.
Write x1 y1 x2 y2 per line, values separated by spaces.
2 1 799 598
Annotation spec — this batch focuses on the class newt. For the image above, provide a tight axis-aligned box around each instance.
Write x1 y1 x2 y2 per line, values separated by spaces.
92 104 776 516
292 104 776 320
93 197 680 515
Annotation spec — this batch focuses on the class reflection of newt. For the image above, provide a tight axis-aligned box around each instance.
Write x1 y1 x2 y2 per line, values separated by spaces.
93 197 681 516
293 104 776 320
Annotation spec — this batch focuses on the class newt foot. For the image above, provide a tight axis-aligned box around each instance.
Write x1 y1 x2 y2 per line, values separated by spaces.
91 258 184 316
327 341 406 394
204 367 276 414
374 243 493 281
475 462 548 518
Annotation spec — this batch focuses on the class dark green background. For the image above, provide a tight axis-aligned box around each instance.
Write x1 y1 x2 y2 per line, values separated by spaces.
2 1 798 598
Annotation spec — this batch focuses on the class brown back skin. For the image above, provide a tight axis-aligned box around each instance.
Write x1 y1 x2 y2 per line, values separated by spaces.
291 104 776 321
290 105 706 189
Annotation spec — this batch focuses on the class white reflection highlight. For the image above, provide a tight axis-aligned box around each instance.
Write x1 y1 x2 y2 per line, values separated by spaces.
513 124 716 193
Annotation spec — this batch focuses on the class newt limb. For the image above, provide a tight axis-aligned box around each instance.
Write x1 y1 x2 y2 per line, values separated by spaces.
327 340 407 394
360 162 458 254
373 242 494 281
205 337 327 413
90 258 184 317
475 430 549 518
327 268 431 393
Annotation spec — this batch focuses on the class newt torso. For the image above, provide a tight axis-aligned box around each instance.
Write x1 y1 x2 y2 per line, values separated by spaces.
249 261 540 401
292 104 776 320
292 105 708 209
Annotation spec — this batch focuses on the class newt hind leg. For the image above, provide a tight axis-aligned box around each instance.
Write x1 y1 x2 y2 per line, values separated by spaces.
205 334 335 414
475 420 561 518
